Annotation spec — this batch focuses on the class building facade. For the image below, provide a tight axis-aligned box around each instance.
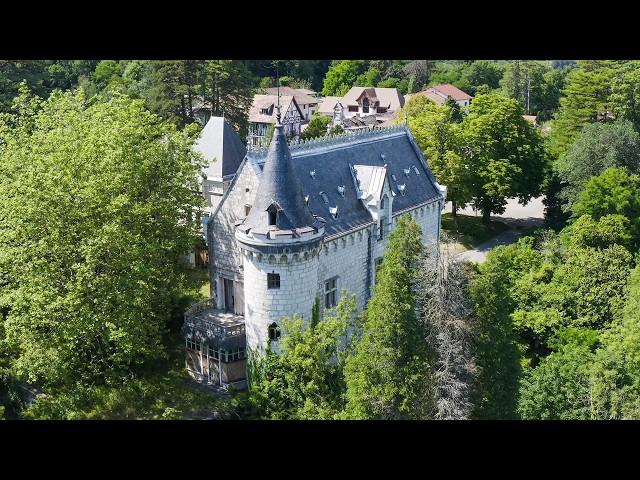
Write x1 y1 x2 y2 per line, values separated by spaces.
183 115 446 388
247 94 304 148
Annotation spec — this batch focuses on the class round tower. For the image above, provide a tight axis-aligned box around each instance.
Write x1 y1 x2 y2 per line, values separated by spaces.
235 110 325 355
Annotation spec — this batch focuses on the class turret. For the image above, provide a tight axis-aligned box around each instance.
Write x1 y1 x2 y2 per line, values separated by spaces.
235 108 325 354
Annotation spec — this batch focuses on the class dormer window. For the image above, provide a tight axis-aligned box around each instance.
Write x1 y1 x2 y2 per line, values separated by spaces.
310 170 316 179
337 185 345 197
404 168 411 177
398 184 406 196
267 203 279 226
330 206 338 218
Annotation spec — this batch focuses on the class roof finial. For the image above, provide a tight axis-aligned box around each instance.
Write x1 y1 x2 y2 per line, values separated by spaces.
275 60 282 125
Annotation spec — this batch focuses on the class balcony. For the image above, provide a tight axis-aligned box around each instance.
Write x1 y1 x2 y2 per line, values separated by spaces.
182 298 246 349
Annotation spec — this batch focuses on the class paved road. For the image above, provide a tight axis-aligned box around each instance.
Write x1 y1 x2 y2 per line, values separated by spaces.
444 197 545 263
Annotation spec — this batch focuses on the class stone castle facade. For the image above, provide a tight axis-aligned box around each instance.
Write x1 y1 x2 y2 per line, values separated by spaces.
183 115 446 388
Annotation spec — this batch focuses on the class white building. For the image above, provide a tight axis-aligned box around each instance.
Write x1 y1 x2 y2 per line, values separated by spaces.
183 112 446 388
247 94 304 148
263 86 319 122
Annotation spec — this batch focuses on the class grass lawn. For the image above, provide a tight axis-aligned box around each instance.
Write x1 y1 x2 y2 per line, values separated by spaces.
441 213 510 249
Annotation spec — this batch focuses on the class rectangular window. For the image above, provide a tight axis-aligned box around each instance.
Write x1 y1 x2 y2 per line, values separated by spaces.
268 273 280 289
325 277 338 309
207 345 219 360
374 257 384 284
186 338 201 352
378 218 385 241
348 106 358 112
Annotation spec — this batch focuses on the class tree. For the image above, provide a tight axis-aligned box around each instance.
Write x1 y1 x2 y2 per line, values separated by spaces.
342 216 432 419
550 60 620 157
554 120 640 211
562 214 633 251
355 67 381 87
500 61 553 116
247 294 359 420
591 264 640 419
572 167 640 246
518 328 599 420
416 236 477 419
470 243 525 419
322 60 367 96
610 61 640 132
399 95 471 217
0 88 204 395
460 93 547 224
300 115 331 141
198 60 254 139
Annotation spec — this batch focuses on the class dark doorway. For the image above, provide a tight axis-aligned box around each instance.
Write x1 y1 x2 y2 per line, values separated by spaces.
223 278 235 313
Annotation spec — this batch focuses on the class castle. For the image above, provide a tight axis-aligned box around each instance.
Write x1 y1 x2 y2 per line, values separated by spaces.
182 109 446 389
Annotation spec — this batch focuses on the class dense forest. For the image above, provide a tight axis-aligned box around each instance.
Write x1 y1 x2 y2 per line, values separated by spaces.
3 59 640 419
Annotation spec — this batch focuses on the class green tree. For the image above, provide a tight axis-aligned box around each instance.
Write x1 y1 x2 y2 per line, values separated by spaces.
248 294 359 420
501 61 553 116
460 93 547 224
322 60 367 96
342 217 432 419
591 264 640 419
355 67 381 87
300 115 331 141
470 242 525 419
0 88 204 396
610 61 640 132
572 167 640 247
554 120 640 210
399 95 471 217
518 328 599 420
550 60 620 157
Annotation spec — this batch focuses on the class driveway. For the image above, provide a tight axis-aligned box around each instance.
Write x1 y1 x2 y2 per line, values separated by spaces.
444 197 545 263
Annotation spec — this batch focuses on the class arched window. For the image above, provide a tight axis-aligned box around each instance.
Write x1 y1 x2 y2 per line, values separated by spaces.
268 322 281 341
362 97 370 114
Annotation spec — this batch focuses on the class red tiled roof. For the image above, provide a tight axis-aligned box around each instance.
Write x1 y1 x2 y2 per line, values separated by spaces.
425 84 472 101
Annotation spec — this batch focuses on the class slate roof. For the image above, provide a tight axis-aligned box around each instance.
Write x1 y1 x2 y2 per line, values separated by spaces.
263 86 318 106
194 117 246 180
242 120 317 233
249 95 303 124
246 125 445 238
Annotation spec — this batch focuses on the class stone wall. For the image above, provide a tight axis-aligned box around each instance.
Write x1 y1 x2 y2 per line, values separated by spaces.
209 160 260 304
318 226 373 313
242 245 322 354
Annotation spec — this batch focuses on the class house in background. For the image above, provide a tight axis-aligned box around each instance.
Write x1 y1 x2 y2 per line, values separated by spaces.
317 88 403 132
412 84 473 108
340 87 405 119
263 86 319 122
247 94 304 147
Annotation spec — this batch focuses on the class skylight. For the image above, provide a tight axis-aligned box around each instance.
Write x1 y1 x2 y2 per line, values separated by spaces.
320 191 329 204
391 174 397 182
413 166 420 175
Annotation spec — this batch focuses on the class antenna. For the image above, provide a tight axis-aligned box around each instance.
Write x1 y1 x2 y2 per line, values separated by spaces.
276 60 281 124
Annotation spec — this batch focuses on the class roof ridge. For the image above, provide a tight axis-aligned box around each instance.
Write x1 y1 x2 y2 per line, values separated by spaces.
247 124 408 158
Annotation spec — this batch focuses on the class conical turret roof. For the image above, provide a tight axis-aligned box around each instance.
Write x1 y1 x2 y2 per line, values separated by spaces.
242 119 316 233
